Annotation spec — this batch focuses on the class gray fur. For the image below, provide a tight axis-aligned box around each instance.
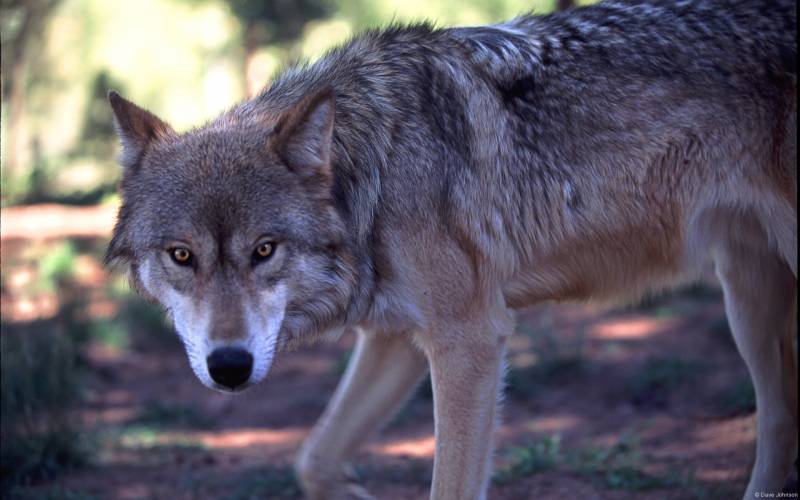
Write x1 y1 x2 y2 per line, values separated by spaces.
108 1 797 497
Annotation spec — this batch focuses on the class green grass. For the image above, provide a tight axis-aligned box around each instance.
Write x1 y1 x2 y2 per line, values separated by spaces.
567 428 713 498
1 325 89 493
491 429 714 497
569 430 673 491
36 241 78 292
493 431 636 488
493 434 562 484
111 426 205 452
88 318 130 352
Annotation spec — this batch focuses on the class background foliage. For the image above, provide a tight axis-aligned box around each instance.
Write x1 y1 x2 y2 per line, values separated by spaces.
1 0 567 207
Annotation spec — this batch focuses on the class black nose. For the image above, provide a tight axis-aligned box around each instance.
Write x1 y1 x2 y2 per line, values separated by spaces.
206 347 253 390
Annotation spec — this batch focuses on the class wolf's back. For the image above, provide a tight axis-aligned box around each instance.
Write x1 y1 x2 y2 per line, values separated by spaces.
690 0 796 78
452 0 796 87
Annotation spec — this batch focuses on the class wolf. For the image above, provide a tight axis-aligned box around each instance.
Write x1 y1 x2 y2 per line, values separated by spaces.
105 0 797 498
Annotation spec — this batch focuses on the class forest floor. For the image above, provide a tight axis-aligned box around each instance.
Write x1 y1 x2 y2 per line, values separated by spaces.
2 203 796 500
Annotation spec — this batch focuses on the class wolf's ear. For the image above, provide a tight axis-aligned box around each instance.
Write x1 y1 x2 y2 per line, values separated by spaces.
108 91 174 169
270 87 335 178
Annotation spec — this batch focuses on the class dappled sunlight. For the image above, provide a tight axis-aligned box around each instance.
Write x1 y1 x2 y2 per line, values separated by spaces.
517 414 582 435
372 435 436 458
73 254 107 286
590 316 676 340
2 293 59 322
7 265 35 288
0 211 127 326
1 264 119 322
197 428 306 450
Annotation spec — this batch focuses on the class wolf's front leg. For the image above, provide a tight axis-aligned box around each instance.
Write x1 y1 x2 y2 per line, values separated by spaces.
425 316 509 500
295 328 428 499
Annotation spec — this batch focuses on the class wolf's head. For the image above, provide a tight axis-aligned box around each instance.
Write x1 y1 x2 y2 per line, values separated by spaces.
106 89 357 392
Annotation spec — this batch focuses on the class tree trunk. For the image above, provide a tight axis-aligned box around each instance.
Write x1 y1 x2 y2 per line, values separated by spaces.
1 0 60 185
557 0 576 11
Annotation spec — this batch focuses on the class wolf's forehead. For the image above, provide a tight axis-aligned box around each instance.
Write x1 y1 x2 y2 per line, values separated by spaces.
151 137 281 195
185 191 276 233
148 209 267 251
140 129 300 236
158 178 300 237
159 126 271 169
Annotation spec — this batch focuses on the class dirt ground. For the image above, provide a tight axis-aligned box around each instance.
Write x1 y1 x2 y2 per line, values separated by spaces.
2 204 797 500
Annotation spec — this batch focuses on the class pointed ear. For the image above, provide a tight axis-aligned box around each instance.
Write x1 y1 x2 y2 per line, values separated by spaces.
108 90 174 168
270 87 335 178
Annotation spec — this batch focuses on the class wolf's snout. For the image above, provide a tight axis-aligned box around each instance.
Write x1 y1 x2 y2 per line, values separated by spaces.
206 347 253 390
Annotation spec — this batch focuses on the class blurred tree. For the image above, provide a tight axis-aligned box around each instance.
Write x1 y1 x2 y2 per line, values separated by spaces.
557 0 575 11
226 0 332 96
181 0 333 95
77 71 123 159
0 0 61 179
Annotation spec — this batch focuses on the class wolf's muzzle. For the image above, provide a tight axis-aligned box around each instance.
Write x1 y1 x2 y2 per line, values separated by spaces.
206 347 253 390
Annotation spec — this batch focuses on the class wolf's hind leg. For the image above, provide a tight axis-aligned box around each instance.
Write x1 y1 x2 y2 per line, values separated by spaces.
295 328 428 500
714 222 798 499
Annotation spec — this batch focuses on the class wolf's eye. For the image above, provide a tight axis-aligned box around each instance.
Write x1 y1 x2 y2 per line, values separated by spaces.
170 247 193 266
252 242 275 264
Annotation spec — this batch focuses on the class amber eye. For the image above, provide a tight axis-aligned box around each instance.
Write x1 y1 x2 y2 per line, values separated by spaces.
253 242 275 263
170 247 193 266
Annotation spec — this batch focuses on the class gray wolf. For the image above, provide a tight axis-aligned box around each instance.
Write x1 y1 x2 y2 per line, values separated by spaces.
106 1 797 498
